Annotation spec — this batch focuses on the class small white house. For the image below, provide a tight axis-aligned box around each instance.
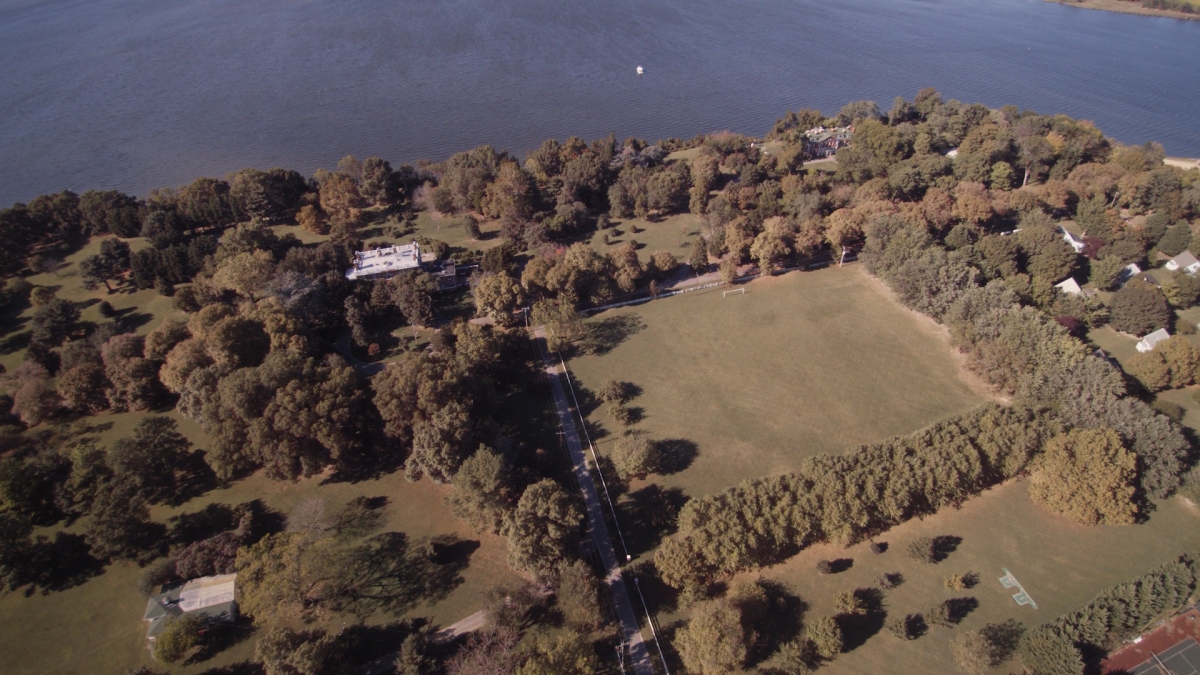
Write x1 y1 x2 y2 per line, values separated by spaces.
1165 250 1200 275
1136 328 1171 353
1119 263 1143 285
1055 278 1083 296
1060 228 1086 253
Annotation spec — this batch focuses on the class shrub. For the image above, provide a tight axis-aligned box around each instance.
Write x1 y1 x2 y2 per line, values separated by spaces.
907 537 936 564
886 613 923 640
816 559 833 575
98 301 115 318
807 616 843 659
876 572 902 589
944 572 978 590
868 541 885 554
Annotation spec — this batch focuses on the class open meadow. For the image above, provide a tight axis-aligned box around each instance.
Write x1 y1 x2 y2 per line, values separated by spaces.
566 265 988 503
733 481 1200 675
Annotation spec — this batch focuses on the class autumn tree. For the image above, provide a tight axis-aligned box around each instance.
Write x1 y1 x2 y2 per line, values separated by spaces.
807 615 844 660
56 362 109 413
531 298 584 352
474 272 523 326
108 416 193 504
1029 428 1138 525
515 633 598 675
504 479 583 580
556 560 604 630
611 432 658 479
675 597 748 675
1158 220 1193 257
153 615 203 664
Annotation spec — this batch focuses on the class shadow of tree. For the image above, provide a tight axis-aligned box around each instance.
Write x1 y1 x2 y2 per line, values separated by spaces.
196 661 265 675
0 331 31 354
21 532 105 595
746 580 807 666
580 314 646 356
187 616 257 665
654 439 698 475
932 535 963 563
829 558 854 574
169 503 239 546
835 587 887 652
338 533 474 618
618 484 687 557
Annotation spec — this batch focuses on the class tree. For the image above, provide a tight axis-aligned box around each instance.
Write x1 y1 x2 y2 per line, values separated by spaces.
446 628 520 675
152 614 202 664
835 100 883 126
446 446 513 535
143 319 190 362
611 432 658 479
236 531 343 622
515 633 598 675
1160 335 1200 388
1029 428 1138 526
29 298 79 347
952 620 1024 674
408 400 475 484
1158 220 1193 257
1163 271 1200 309
474 272 523 327
719 257 738 284
675 598 748 675
109 416 193 504
1018 625 1083 675
504 479 583 580
1126 350 1170 392
360 157 400 206
834 588 868 615
689 237 709 274
296 204 328 234
10 362 61 426
57 362 110 413
211 250 275 301
318 172 366 226
206 316 270 369
531 298 584 352
556 560 604 629
1089 255 1127 290
1109 279 1171 336
255 626 345 675
102 333 162 411
85 481 161 562
807 615 843 659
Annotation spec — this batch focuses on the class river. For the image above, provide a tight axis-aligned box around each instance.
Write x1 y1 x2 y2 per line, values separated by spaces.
1 0 1197 205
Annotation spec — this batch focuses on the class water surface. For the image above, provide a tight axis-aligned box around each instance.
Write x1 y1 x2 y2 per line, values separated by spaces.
1 0 1197 204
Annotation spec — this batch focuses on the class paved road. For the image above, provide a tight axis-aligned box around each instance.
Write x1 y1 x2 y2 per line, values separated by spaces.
533 329 655 675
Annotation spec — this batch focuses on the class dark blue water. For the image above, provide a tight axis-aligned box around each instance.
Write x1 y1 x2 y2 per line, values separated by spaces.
1 0 1197 205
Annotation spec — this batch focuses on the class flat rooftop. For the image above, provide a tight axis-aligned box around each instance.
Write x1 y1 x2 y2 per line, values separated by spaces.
346 241 422 280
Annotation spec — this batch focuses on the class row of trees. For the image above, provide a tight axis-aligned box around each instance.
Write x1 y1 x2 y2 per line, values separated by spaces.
1018 554 1198 675
654 405 1050 595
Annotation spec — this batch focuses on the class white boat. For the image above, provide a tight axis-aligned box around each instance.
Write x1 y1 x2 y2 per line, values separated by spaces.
636 66 643 75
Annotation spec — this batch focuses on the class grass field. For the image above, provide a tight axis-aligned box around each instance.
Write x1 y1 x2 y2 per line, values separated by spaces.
732 481 1200 674
567 265 988 506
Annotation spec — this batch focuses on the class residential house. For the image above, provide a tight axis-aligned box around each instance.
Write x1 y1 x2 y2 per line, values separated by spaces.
1136 328 1170 353
1059 228 1086 253
143 574 238 645
803 126 853 159
1165 250 1200 274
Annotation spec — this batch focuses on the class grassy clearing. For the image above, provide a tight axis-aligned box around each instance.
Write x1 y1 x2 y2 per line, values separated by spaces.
567 265 986 506
729 481 1200 674
587 213 702 265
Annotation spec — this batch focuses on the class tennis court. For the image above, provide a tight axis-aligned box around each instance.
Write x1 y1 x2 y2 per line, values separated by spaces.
1127 637 1200 675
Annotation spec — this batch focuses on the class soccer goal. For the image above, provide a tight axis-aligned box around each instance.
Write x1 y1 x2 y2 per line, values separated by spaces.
723 288 745 298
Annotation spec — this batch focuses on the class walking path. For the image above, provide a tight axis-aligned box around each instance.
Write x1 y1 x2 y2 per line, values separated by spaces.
533 328 655 675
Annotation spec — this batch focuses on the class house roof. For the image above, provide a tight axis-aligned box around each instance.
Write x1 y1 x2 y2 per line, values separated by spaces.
1171 250 1200 268
345 242 423 280
1055 278 1083 295
143 574 237 638
1139 328 1171 349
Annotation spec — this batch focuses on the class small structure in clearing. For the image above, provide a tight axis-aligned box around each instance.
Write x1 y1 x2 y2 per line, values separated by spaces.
1137 328 1171 353
143 573 238 645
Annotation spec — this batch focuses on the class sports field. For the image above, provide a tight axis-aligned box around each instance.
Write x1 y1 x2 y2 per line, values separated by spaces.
566 265 988 501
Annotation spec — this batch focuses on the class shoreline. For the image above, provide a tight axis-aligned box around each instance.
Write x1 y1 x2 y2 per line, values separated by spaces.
1045 0 1200 20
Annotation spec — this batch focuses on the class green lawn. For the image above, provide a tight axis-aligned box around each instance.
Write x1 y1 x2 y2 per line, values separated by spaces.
738 481 1200 674
588 213 703 266
567 265 987 507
